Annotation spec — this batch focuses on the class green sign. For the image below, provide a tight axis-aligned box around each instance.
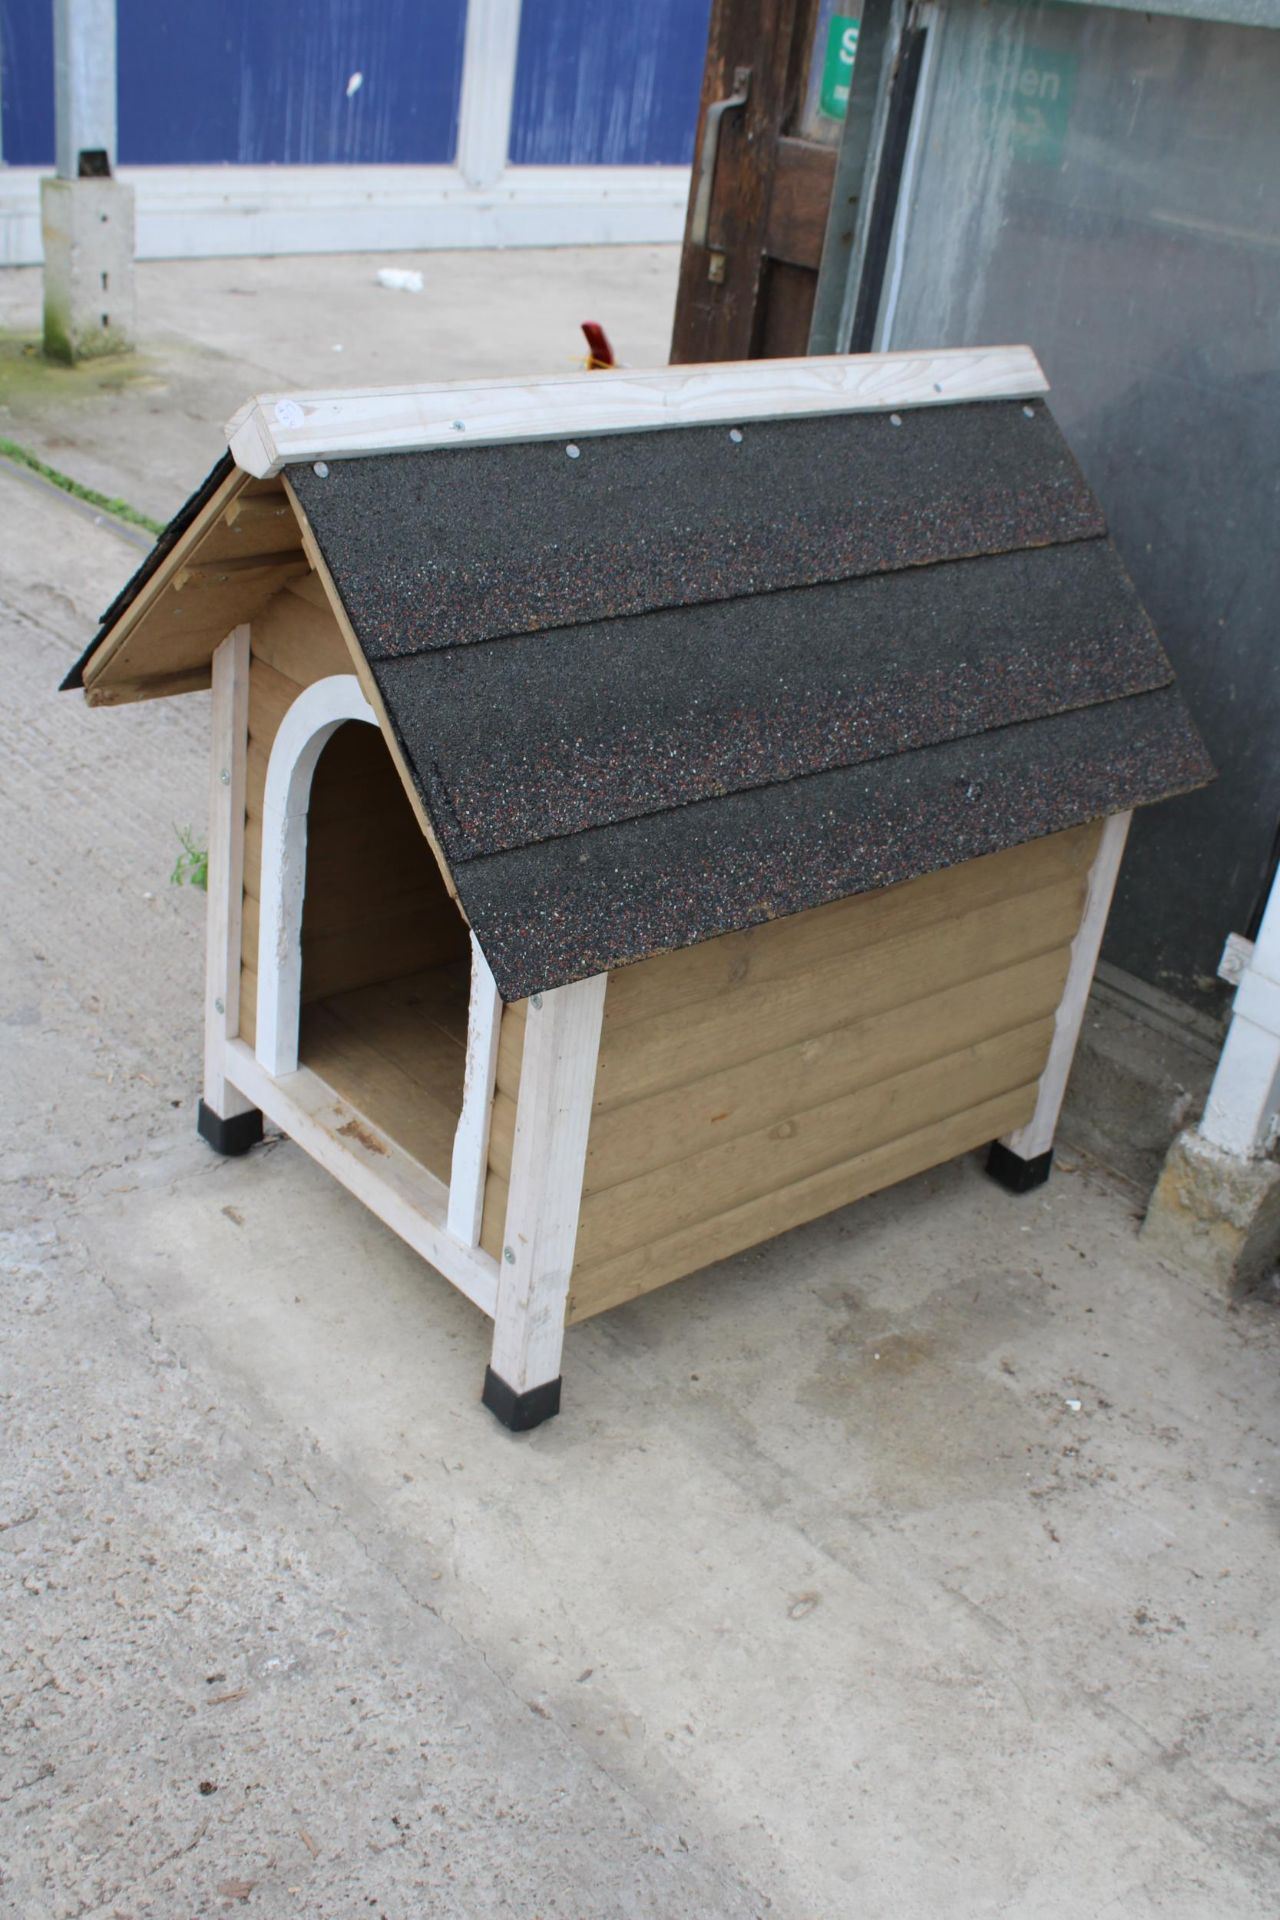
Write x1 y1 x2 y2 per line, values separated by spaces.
1002 46 1078 166
820 14 860 121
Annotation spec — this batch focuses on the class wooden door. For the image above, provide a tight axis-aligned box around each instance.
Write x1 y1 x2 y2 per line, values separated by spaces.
669 0 846 363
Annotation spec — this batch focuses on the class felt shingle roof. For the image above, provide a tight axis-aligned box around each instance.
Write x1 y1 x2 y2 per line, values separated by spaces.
285 397 1211 1000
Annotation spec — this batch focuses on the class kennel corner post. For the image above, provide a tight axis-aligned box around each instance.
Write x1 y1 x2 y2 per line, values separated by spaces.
484 971 608 1431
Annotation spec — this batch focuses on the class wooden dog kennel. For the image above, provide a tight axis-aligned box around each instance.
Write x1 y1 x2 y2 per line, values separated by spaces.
64 349 1211 1427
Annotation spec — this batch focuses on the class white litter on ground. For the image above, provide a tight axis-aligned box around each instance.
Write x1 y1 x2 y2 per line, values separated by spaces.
376 268 423 293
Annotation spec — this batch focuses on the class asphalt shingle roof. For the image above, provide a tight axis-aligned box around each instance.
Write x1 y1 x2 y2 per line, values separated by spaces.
286 398 1211 1000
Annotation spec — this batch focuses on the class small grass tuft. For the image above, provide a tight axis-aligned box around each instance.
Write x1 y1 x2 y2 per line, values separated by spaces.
171 825 208 892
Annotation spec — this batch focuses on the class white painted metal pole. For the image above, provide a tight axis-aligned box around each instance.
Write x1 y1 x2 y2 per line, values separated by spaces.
456 0 523 189
53 0 118 178
1201 871 1280 1160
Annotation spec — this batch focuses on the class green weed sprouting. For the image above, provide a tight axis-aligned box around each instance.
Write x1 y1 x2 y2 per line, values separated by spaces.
170 825 208 892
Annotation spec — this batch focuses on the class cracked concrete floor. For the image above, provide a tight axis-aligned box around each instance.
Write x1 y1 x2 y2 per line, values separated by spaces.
3 258 1280 1918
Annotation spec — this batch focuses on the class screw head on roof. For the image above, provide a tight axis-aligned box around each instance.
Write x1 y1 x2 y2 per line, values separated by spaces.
312 461 329 477
729 428 744 444
219 767 230 785
530 993 543 1009
452 420 466 432
214 997 225 1015
565 443 581 459
889 413 903 427
1023 405 1036 418
503 1245 516 1264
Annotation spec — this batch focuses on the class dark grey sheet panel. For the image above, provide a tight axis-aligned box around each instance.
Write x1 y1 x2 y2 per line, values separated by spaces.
451 688 1212 1001
286 398 1103 660
374 537 1171 863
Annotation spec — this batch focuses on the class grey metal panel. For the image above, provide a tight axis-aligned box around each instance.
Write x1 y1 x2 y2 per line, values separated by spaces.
878 0 1280 1007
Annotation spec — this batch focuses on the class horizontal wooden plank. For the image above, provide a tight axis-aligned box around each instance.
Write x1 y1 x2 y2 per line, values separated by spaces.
575 1018 1055 1272
242 890 468 1005
243 804 453 910
566 1082 1036 1324
764 137 837 271
331 964 470 1053
84 666 212 706
298 992 464 1185
227 347 1050 477
584 944 1071 1197
248 654 304 747
251 580 353 685
205 491 300 561
602 825 1098 1035
593 871 1087 1113
175 553 309 593
90 618 248 691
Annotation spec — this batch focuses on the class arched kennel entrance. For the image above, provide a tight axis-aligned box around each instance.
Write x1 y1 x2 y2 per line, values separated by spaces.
253 672 500 1248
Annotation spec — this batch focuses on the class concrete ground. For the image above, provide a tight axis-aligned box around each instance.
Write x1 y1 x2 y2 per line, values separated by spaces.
2 249 1279 1920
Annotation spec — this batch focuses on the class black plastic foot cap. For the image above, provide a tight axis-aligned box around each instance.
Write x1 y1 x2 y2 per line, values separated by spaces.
197 1099 263 1158
482 1366 561 1431
986 1140 1054 1194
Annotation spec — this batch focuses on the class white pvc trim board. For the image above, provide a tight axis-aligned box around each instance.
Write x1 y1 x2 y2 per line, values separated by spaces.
227 345 1050 477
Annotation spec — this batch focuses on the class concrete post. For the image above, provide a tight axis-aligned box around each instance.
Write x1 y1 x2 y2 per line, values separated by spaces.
1142 866 1280 1295
41 0 135 362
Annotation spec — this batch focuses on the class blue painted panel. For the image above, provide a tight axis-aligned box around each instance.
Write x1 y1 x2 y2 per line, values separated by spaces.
117 0 467 164
509 0 711 165
0 0 467 166
0 0 55 164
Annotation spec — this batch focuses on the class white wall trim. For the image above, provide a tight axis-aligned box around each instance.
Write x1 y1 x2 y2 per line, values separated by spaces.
0 161 691 266
255 672 377 1078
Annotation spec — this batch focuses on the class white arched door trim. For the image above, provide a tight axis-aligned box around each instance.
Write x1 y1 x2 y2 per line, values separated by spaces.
255 673 377 1077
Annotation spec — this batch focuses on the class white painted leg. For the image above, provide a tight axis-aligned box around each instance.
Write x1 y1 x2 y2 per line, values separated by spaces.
484 972 607 1429
989 811 1131 1191
199 625 261 1155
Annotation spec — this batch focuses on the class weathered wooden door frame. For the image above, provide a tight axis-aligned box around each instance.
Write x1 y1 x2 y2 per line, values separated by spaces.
670 0 837 363
672 0 935 364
